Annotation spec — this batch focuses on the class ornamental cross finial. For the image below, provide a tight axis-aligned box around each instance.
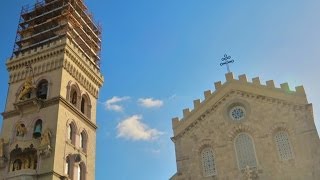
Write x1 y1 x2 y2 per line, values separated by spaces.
220 54 235 73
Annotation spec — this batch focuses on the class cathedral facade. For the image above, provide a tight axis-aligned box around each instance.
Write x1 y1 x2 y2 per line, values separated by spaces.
171 73 320 180
0 0 103 179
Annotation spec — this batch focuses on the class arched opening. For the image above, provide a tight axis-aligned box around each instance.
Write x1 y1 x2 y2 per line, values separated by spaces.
81 97 86 114
67 122 76 145
80 131 87 153
33 119 42 139
36 79 48 99
78 162 86 180
71 90 77 106
80 94 91 118
65 155 71 177
274 131 294 160
234 133 258 170
201 147 217 177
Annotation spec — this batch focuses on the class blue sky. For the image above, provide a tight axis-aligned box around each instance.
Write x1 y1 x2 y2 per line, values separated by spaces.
1 0 320 179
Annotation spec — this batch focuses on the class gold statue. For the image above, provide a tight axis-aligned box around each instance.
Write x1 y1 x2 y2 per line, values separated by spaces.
16 124 27 137
18 76 34 101
40 129 52 147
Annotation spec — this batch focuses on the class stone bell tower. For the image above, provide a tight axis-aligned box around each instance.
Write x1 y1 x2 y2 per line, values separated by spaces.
0 0 103 179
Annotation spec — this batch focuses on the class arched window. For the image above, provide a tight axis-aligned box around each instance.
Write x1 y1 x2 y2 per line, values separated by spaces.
78 162 86 180
201 147 217 177
65 156 71 177
274 131 293 160
234 133 257 170
81 97 86 114
36 79 48 99
71 90 77 106
67 122 76 145
80 131 87 152
80 94 91 118
33 119 42 138
67 124 72 140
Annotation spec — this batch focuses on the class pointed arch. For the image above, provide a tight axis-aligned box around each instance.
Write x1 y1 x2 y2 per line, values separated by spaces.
67 120 77 145
65 154 72 177
80 92 91 118
35 78 49 99
79 129 88 153
78 162 87 180
67 81 81 108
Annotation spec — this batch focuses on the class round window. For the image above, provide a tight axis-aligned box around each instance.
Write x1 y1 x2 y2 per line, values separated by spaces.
229 106 246 121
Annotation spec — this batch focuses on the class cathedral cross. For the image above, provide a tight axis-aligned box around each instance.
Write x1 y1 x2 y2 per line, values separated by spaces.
220 54 234 73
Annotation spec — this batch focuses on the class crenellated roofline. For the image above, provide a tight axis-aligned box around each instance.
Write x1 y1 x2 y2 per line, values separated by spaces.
171 72 310 141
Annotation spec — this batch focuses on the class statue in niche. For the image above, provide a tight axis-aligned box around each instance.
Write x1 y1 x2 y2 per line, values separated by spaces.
13 159 22 171
39 129 52 158
40 129 51 147
23 158 30 169
16 124 27 137
18 76 34 101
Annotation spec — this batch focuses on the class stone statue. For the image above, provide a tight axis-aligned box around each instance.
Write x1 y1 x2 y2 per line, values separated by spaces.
24 159 30 169
39 129 52 158
13 160 21 171
18 76 34 100
40 129 52 147
16 124 27 137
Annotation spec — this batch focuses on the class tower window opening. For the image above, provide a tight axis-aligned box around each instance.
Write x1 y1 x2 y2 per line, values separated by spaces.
36 79 48 99
71 90 77 106
65 156 71 177
81 97 86 114
78 162 86 180
67 122 76 145
80 131 87 152
33 119 43 138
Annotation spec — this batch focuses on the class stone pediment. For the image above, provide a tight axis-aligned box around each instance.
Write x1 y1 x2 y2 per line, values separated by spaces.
171 73 308 141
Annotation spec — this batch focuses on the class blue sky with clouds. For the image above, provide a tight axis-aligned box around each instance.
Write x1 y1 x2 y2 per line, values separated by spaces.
1 0 320 179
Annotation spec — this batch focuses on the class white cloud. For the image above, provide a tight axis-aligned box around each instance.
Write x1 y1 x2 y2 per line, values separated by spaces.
117 115 163 141
105 96 130 112
138 98 164 108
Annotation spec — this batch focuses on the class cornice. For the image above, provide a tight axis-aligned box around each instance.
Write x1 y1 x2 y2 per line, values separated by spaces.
1 96 97 130
6 39 66 72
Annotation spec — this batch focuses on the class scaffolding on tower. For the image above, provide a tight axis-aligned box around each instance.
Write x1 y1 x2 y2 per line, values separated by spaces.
12 0 102 68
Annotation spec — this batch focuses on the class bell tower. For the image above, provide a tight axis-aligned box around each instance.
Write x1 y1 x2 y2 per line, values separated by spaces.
0 0 103 179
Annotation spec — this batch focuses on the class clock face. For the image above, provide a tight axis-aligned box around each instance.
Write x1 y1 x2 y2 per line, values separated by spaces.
229 106 246 121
